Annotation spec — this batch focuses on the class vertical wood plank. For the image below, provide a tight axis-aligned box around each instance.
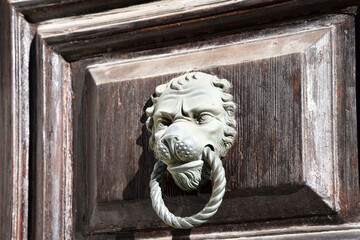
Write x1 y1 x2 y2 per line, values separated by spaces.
0 2 35 239
35 36 73 240
11 10 35 240
333 15 359 218
0 1 13 239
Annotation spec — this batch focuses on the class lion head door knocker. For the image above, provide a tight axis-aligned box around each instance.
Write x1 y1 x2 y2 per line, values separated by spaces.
146 72 237 228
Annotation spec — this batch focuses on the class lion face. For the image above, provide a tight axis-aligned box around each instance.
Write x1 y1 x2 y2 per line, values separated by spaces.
146 72 236 191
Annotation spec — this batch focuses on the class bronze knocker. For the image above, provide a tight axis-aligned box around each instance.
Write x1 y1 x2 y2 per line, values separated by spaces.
145 72 237 228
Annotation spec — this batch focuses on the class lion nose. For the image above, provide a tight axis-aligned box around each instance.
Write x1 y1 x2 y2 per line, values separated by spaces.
162 135 199 162
174 137 198 162
162 135 180 150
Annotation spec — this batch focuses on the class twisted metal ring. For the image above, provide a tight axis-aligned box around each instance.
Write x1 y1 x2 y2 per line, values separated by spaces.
149 146 226 228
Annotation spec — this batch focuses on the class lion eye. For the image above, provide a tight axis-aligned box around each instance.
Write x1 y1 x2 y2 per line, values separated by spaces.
157 118 172 128
196 113 213 124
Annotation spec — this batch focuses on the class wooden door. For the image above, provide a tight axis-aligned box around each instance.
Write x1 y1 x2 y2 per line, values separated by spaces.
1 0 360 239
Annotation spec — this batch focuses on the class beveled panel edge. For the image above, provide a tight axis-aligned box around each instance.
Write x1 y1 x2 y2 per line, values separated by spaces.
87 186 335 233
33 2 358 62
301 28 337 210
87 27 331 86
11 0 360 25
36 0 357 41
10 0 157 23
83 26 342 233
36 0 248 37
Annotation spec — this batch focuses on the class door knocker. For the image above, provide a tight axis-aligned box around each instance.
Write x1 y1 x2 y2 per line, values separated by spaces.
146 72 237 228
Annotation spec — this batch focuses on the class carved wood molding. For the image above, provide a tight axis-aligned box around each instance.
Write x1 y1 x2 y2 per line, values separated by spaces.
9 0 155 23
83 15 359 234
33 0 359 61
10 0 359 24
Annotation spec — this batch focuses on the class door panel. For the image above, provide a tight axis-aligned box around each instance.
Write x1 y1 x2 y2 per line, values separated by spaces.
79 20 358 233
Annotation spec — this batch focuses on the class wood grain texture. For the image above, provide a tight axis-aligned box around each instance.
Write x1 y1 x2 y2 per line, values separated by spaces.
10 0 155 23
81 18 359 233
89 51 305 204
34 36 73 240
57 223 360 239
0 2 35 239
302 29 336 209
87 29 326 205
108 224 360 240
2 0 359 238
11 0 360 25
36 0 283 39
0 2 13 239
332 14 359 218
36 0 360 61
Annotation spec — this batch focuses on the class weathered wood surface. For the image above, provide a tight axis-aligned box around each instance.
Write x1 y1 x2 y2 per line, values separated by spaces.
10 0 154 23
1 0 360 239
112 224 360 239
34 36 73 240
36 0 360 61
0 1 35 239
82 17 359 233
12 0 358 24
333 13 359 219
88 29 324 203
0 2 13 239
10 0 360 24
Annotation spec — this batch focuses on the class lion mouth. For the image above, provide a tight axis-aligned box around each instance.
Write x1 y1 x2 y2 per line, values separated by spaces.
167 159 205 191
167 159 204 174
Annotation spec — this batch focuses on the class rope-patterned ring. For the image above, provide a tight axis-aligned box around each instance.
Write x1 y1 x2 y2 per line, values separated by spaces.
149 146 226 228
